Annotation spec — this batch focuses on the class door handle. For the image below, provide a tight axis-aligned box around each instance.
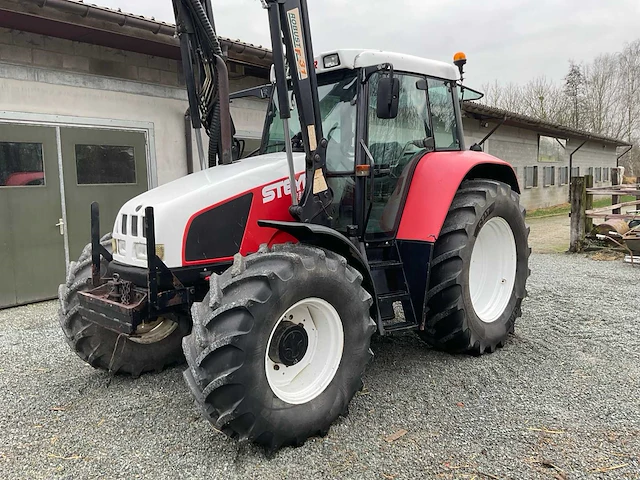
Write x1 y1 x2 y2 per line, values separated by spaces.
56 218 64 235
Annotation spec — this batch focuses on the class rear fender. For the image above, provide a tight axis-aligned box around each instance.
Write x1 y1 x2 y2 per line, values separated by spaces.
397 150 519 242
258 220 381 327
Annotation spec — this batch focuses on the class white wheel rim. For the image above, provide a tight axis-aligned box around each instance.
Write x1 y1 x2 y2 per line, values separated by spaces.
469 217 517 323
265 297 344 405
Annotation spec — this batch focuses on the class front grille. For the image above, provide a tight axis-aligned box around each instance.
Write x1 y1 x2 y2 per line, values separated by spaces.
131 215 138 237
121 214 128 235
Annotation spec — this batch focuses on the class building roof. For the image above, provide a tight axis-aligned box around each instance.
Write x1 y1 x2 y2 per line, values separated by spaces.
463 102 631 147
0 0 272 68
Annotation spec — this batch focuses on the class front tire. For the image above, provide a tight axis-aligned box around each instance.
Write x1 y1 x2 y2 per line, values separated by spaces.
419 180 530 354
58 234 189 376
183 243 376 449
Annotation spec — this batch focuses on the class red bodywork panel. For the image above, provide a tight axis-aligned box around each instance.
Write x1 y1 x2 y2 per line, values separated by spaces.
181 175 302 266
396 150 517 242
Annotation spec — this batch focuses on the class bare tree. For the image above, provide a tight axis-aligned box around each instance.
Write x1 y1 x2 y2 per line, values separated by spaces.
564 61 585 129
617 40 640 143
582 53 625 137
520 76 567 123
479 39 640 176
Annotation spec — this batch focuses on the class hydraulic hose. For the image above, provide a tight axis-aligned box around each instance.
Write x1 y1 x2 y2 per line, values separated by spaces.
185 0 224 166
186 0 222 56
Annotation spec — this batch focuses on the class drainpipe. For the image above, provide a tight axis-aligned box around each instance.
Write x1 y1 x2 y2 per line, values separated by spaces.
184 109 194 174
568 139 587 201
616 145 633 167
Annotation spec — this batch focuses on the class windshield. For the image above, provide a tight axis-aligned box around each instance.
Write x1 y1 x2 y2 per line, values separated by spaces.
263 70 359 173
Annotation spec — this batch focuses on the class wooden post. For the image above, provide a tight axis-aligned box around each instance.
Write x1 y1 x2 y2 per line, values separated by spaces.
570 176 586 253
584 174 593 234
611 168 621 215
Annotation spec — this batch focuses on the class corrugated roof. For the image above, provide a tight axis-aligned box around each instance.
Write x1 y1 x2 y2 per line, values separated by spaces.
463 102 631 147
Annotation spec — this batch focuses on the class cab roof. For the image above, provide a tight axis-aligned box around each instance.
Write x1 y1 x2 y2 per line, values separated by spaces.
314 49 460 81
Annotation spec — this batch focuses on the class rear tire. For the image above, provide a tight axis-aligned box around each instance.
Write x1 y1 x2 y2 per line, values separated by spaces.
419 180 530 354
183 243 376 449
58 234 189 376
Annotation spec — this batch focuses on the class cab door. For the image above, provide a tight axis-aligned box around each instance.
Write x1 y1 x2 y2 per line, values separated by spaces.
364 72 432 238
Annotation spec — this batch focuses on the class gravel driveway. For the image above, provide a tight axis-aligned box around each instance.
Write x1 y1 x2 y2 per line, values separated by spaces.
1 253 639 479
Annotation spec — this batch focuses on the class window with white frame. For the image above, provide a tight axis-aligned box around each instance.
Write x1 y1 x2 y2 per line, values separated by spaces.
524 166 538 188
559 166 569 185
587 167 594 177
603 167 610 182
571 166 580 178
595 167 602 183
543 166 555 187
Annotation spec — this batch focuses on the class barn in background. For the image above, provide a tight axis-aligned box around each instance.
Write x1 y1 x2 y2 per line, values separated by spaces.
462 103 630 210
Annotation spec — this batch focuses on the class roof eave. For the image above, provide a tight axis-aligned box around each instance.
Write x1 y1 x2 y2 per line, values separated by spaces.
0 0 273 67
462 102 632 147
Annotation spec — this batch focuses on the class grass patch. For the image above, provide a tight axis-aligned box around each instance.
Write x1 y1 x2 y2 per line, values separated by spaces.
527 195 635 218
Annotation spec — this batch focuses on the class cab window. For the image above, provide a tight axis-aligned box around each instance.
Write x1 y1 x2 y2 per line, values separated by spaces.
427 78 460 150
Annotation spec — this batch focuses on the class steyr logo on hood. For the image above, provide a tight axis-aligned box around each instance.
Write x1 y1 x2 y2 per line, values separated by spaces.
262 175 306 204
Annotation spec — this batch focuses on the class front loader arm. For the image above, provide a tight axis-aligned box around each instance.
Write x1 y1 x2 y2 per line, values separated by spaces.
264 0 334 226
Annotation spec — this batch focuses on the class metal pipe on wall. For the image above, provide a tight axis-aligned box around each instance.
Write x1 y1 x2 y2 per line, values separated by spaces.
184 109 194 175
568 139 587 201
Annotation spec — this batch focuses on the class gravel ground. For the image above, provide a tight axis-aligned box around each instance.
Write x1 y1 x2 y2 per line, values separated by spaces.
1 253 639 480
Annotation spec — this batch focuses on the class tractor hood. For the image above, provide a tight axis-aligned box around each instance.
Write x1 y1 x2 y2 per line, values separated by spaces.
111 152 306 269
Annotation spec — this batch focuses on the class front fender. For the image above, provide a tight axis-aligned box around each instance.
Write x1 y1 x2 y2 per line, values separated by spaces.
258 220 380 327
397 150 519 242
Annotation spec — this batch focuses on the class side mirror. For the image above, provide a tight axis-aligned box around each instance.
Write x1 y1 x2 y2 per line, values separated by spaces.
424 137 435 151
377 76 400 119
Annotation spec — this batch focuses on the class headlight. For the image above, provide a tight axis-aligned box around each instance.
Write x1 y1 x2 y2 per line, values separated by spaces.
134 243 164 261
118 240 126 255
323 54 340 69
111 238 117 253
134 242 146 260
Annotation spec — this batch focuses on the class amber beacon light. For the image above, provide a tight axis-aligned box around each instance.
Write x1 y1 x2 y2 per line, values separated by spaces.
453 51 467 77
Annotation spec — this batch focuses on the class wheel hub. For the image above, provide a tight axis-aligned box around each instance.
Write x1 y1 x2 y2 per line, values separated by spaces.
268 321 309 366
129 317 177 344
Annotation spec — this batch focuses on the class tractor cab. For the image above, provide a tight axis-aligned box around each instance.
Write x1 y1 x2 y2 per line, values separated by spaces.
257 49 465 237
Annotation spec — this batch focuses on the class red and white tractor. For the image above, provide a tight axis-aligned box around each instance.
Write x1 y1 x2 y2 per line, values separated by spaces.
58 0 529 449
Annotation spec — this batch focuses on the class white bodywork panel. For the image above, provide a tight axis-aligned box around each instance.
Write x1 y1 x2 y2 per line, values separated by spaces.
316 49 460 80
271 49 460 82
112 152 305 269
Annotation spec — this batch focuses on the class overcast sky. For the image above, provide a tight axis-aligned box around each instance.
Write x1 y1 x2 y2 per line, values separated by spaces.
97 0 640 87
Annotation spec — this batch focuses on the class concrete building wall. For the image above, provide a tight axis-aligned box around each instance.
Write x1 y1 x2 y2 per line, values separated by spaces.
0 26 183 87
463 117 618 210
